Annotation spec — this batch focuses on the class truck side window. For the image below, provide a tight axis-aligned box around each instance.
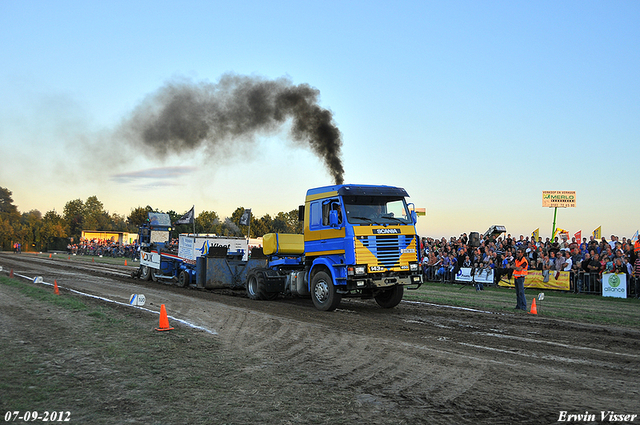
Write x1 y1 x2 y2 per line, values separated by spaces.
322 200 343 226
309 202 322 229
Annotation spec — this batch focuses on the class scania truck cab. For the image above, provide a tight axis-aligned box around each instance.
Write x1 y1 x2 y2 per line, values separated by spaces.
301 184 423 310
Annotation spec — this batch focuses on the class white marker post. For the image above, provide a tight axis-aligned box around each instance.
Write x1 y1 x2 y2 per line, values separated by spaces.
129 294 146 306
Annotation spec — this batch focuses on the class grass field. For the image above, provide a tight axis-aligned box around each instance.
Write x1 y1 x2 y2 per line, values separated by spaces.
403 281 640 329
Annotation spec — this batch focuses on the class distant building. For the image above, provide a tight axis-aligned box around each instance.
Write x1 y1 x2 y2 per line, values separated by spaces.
81 231 137 244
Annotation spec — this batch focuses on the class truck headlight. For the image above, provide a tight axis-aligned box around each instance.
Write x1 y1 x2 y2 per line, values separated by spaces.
410 263 418 272
355 265 366 275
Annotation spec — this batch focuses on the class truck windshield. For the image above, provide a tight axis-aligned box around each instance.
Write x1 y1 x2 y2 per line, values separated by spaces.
343 196 412 225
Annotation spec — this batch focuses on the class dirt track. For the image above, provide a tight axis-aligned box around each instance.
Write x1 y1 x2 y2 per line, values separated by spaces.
2 252 639 424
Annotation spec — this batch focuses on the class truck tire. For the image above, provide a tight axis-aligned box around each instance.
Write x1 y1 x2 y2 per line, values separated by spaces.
375 285 404 308
246 270 278 301
311 271 341 311
178 270 190 288
140 265 152 281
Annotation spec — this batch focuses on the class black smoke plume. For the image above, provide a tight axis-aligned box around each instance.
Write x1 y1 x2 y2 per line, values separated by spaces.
122 74 344 184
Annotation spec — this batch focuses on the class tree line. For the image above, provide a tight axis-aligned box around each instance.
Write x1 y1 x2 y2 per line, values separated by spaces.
0 186 302 252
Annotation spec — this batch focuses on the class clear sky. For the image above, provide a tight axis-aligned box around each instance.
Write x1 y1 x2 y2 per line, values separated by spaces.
1 0 638 239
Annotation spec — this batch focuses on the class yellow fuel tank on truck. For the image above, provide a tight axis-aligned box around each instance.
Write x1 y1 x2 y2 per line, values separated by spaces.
263 233 304 256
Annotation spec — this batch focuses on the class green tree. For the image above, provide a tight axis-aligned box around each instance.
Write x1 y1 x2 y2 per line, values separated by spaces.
0 187 19 217
0 187 19 250
0 216 14 250
286 209 303 234
127 206 153 229
21 210 43 251
254 213 273 237
196 210 220 234
41 210 67 251
109 212 128 232
272 212 290 233
63 199 84 242
84 196 110 231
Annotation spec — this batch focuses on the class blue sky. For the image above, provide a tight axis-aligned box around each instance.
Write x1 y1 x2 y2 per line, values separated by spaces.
1 1 638 239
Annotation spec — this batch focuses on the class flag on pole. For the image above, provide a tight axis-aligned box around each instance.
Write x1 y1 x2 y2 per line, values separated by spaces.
574 230 581 242
532 228 539 241
631 230 639 243
176 206 195 225
553 228 567 240
239 209 252 226
415 208 426 216
593 226 601 240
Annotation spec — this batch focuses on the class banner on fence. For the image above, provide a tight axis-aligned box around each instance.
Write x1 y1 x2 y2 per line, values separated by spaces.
474 269 494 284
454 268 495 284
602 273 627 298
498 270 570 291
455 268 473 282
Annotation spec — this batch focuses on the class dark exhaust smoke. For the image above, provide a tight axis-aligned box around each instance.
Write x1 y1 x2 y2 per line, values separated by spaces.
122 74 344 184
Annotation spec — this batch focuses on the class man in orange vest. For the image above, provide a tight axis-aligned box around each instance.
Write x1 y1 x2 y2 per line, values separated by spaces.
513 248 529 311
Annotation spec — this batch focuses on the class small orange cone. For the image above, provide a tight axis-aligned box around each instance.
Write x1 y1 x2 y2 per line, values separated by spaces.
49 253 52 258
529 298 537 315
54 280 60 295
124 260 127 266
68 256 71 260
155 304 174 331
9 269 14 278
92 258 95 263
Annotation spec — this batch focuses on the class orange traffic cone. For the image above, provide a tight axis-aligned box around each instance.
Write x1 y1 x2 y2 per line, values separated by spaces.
49 253 52 258
9 269 14 278
124 260 127 266
529 298 538 315
92 258 95 263
155 304 174 331
54 280 60 295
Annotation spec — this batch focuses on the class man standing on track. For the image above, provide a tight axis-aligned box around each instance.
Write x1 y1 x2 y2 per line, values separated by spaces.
513 249 529 311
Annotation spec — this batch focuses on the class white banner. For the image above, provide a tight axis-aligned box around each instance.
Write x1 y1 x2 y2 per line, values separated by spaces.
474 269 495 284
455 267 473 282
455 267 495 283
602 273 627 298
140 251 161 268
178 235 249 261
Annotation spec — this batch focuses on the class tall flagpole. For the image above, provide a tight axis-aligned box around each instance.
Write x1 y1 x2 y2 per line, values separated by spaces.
192 205 195 235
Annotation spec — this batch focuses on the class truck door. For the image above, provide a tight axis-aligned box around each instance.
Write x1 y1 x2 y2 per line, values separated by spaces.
305 198 346 258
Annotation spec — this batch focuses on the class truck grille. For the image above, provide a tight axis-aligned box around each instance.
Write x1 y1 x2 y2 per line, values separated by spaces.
358 235 413 268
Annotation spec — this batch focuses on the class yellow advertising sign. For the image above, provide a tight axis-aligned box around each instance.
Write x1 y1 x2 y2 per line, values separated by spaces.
542 191 576 208
499 270 570 291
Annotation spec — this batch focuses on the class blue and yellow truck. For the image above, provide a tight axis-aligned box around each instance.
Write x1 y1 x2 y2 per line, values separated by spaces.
135 184 423 311
247 184 423 310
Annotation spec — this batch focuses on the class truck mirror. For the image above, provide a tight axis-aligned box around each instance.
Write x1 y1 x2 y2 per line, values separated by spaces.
411 210 417 224
329 210 340 227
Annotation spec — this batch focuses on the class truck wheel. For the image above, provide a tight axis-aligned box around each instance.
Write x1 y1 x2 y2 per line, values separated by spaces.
151 270 159 282
246 270 278 301
375 285 404 308
178 271 190 288
311 271 341 311
140 265 152 281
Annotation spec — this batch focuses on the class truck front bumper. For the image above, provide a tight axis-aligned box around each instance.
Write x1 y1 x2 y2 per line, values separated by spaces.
347 273 422 290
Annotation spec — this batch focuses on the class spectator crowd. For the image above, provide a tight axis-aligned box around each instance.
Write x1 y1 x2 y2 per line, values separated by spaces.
420 233 640 297
67 238 140 259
